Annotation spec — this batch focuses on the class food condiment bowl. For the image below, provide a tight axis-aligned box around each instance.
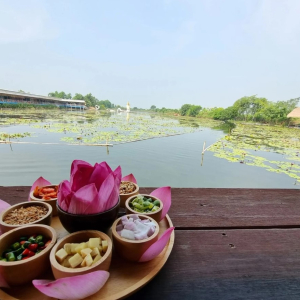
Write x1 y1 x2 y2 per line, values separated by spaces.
0 201 52 234
50 230 112 279
125 194 163 223
119 181 139 208
0 224 57 286
30 184 58 216
57 197 120 234
111 214 159 262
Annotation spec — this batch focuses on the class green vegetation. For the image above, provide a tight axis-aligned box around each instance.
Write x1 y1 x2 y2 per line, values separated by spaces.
0 132 31 141
175 96 299 124
0 103 58 109
208 122 300 183
48 90 115 108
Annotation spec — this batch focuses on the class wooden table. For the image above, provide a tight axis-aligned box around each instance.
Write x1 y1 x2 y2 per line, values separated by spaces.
1 187 300 300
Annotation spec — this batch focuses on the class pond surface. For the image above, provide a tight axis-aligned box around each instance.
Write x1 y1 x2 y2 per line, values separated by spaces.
0 109 299 189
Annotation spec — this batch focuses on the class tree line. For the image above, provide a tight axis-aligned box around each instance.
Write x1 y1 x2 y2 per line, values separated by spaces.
48 91 115 109
151 96 300 124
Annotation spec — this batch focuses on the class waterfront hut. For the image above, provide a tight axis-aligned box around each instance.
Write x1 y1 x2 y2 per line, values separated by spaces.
287 107 300 126
0 89 86 109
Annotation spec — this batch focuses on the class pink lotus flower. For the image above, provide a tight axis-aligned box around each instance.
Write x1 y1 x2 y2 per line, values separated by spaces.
58 160 122 214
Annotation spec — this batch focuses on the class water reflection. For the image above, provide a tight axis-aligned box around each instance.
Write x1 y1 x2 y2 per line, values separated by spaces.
213 121 236 134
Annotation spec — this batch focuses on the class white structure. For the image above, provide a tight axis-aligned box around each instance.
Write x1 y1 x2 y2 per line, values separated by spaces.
127 101 130 112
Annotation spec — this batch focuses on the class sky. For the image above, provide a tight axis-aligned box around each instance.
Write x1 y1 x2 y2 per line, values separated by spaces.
0 0 300 109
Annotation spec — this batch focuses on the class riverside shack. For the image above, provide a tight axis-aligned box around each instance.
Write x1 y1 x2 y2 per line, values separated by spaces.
0 89 86 109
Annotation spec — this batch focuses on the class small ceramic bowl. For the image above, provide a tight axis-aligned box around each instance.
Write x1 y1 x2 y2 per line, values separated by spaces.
57 197 120 233
0 201 52 234
50 230 112 279
119 181 139 208
30 184 58 216
0 224 57 286
111 214 159 262
125 194 163 223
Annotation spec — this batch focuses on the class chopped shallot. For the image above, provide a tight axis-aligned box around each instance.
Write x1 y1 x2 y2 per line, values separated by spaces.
117 215 156 240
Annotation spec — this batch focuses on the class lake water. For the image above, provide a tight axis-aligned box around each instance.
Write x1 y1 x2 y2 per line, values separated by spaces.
0 110 299 189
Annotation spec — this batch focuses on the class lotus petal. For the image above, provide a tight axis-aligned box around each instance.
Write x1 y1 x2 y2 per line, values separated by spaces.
89 162 112 191
98 172 115 212
70 163 94 193
121 173 137 184
32 271 109 300
139 227 175 262
99 165 121 212
0 199 11 235
28 176 51 201
70 160 93 177
57 180 72 211
68 183 99 214
109 166 122 209
150 186 171 220
0 199 10 214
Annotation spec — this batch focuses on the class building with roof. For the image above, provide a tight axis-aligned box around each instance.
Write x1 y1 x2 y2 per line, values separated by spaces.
287 107 300 118
0 89 86 109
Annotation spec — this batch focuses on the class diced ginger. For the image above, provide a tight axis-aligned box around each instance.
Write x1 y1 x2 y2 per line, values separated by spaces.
102 240 108 253
62 256 72 268
92 254 102 265
55 248 68 263
75 243 87 254
90 247 100 257
85 254 93 267
69 253 83 268
98 245 103 253
71 243 79 254
81 248 92 258
64 243 72 255
88 238 101 248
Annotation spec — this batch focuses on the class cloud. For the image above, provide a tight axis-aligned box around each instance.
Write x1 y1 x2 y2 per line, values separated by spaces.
0 0 57 43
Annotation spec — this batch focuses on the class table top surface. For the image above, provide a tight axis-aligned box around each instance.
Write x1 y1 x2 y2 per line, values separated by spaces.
1 186 300 300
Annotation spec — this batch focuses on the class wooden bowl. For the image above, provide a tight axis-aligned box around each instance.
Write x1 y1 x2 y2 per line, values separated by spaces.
125 194 163 223
57 198 120 234
0 201 52 234
111 214 159 262
30 184 58 216
0 224 57 286
50 230 112 279
119 181 139 208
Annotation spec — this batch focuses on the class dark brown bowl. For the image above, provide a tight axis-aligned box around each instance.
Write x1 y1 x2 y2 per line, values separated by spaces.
57 198 120 234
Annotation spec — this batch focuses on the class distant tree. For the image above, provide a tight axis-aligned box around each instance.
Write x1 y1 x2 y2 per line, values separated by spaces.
84 93 98 107
73 93 85 100
187 105 202 117
99 100 112 108
18 90 25 93
150 105 156 110
219 106 238 121
48 91 71 99
179 104 192 116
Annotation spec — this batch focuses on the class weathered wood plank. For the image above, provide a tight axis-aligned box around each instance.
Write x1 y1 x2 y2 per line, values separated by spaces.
129 229 300 300
1 187 300 228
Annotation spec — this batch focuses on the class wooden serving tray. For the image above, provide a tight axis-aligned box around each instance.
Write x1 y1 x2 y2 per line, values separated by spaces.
0 215 175 300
